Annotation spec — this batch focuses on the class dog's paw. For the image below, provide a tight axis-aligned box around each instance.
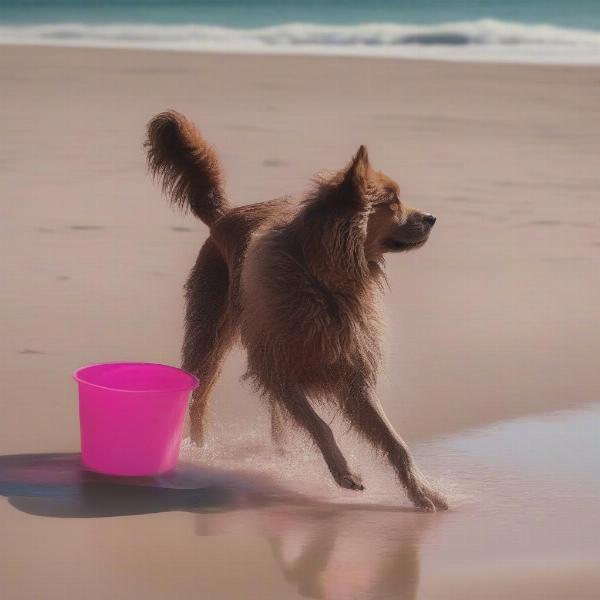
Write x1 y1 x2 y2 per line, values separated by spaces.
335 472 365 491
429 489 449 511
412 495 436 512
409 481 448 512
188 433 206 449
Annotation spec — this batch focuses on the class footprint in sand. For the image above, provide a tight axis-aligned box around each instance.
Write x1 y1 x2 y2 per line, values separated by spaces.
18 349 47 355
68 225 105 231
263 159 288 168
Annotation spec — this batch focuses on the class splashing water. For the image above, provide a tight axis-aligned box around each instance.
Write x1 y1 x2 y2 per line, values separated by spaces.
180 414 469 510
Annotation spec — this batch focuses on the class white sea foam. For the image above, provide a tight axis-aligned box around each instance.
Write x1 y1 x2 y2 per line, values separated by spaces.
1 19 600 64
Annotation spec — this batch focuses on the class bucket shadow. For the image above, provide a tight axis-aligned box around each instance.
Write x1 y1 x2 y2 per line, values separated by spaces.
0 452 298 518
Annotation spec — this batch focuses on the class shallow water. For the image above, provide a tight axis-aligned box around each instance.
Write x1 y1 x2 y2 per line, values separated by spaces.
2 404 599 599
180 404 600 599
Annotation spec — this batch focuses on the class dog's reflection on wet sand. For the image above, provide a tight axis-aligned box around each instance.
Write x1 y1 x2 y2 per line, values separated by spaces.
195 505 433 600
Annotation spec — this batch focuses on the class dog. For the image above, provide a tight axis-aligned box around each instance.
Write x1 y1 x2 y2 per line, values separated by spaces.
145 110 447 511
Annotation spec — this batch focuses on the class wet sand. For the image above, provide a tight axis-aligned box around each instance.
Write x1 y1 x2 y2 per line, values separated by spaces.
1 45 599 599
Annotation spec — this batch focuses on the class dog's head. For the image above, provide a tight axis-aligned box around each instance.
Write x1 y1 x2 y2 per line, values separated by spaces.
336 146 436 259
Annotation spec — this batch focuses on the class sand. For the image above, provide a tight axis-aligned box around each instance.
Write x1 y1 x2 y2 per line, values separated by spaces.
1 45 599 599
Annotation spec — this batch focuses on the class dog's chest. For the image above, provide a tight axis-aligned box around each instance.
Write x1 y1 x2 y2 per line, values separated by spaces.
241 233 383 377
296 283 383 369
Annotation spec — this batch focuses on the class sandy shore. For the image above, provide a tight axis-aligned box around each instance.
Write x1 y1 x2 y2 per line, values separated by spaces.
1 45 599 599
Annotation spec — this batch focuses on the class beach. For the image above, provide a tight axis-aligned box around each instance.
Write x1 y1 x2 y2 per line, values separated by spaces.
1 45 599 599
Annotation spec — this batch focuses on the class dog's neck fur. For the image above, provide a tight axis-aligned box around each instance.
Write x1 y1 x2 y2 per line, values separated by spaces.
291 180 386 295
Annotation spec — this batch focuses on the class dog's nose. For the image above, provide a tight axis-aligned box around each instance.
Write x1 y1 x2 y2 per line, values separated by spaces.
423 213 436 226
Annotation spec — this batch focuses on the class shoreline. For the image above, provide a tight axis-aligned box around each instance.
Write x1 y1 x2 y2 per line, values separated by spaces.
1 39 600 68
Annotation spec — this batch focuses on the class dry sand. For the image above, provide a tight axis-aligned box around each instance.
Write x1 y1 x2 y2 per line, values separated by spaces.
1 45 599 599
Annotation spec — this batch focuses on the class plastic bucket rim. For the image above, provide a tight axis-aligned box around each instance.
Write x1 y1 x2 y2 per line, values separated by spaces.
73 361 199 394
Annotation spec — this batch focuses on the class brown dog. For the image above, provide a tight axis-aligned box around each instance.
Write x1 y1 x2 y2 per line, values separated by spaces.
145 110 447 511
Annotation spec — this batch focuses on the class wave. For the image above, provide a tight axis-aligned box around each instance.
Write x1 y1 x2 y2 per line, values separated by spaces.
2 19 600 64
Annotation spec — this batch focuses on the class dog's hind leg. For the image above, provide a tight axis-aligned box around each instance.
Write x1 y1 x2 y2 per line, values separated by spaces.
339 380 447 512
276 389 363 491
270 402 287 454
182 238 236 446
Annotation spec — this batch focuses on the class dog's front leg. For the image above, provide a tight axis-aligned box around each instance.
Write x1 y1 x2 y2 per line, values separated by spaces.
340 382 448 512
275 389 364 491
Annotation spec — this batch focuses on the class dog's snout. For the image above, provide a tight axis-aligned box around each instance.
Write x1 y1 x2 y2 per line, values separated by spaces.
423 213 436 227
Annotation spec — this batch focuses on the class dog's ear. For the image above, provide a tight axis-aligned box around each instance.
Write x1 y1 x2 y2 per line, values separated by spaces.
340 145 370 201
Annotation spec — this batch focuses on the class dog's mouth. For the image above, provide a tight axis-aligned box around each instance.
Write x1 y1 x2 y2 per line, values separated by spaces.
383 237 428 252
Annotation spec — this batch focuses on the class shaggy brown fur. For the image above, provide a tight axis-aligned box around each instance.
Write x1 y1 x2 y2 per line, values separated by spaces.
145 110 447 512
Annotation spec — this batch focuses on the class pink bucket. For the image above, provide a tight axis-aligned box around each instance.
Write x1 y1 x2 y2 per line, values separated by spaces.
73 362 198 476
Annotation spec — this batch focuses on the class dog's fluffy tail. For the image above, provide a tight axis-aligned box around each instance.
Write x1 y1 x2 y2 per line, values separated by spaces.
145 110 229 227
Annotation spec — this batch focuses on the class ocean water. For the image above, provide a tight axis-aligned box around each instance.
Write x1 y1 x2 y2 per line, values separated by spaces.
1 0 600 64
